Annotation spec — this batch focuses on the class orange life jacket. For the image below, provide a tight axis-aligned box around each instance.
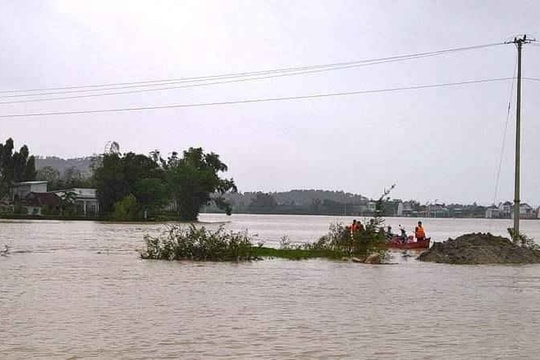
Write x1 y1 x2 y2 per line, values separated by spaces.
415 225 426 239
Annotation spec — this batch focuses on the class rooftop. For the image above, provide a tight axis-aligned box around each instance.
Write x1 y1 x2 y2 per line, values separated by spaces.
12 181 47 186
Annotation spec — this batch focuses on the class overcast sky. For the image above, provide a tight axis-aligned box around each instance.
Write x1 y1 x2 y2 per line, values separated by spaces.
1 0 540 205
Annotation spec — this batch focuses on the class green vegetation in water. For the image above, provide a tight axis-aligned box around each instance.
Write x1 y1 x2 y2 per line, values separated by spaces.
140 186 394 262
267 185 393 261
140 185 395 262
139 224 345 261
140 224 255 261
140 221 389 262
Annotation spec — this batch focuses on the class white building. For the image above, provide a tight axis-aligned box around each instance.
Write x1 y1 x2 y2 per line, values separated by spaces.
53 188 100 216
510 203 536 219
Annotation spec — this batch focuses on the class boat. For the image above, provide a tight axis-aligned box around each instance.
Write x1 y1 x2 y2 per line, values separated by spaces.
387 236 430 250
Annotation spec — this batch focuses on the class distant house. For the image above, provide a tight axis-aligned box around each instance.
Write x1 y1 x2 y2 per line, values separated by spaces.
493 201 513 218
53 188 100 216
397 201 414 217
11 181 47 202
22 192 61 215
510 203 536 219
488 201 537 219
9 181 99 217
485 205 502 219
427 203 449 218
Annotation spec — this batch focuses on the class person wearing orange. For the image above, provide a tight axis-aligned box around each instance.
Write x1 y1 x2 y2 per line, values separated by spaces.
351 219 360 234
415 221 426 241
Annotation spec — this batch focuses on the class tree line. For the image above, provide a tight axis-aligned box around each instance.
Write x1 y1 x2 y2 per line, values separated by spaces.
0 138 236 221
206 190 396 216
0 138 36 198
92 146 236 221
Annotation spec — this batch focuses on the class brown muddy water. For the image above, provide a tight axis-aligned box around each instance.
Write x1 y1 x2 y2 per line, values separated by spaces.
1 215 540 359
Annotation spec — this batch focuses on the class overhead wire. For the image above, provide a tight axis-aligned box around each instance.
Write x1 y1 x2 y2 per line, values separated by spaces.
0 53 487 105
0 53 506 105
0 77 512 119
0 42 504 100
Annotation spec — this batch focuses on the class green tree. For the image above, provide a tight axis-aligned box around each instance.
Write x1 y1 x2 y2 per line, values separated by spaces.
248 192 278 213
59 190 77 216
165 147 236 221
113 194 139 220
0 138 36 198
93 152 127 213
93 150 166 217
134 177 169 218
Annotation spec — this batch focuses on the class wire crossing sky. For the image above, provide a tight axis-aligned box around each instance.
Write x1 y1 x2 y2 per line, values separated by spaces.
2 0 540 205
0 42 505 95
0 77 516 117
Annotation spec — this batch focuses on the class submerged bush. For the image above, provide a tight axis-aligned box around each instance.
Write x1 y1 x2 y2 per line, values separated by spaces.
140 185 394 263
314 219 388 259
312 186 394 260
140 224 257 261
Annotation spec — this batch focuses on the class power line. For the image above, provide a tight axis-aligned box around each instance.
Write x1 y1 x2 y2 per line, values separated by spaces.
0 77 512 119
0 42 504 98
0 53 505 105
0 54 478 105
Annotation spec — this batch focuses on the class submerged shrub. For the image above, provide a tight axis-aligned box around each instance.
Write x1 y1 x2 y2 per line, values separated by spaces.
312 186 394 260
313 220 388 259
140 224 256 261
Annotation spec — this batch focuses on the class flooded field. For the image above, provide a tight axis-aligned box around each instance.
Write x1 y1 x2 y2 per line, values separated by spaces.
1 215 540 359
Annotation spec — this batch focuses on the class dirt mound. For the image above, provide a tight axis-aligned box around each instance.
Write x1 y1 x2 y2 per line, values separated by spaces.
417 233 540 264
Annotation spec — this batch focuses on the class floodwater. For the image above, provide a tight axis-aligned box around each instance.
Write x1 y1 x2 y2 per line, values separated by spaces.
1 214 540 359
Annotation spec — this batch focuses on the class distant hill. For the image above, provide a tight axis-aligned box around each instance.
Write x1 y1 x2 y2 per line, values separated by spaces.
225 190 368 208
35 156 94 176
204 190 372 216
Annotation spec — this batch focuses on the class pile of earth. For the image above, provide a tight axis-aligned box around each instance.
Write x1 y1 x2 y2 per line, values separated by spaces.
417 232 540 264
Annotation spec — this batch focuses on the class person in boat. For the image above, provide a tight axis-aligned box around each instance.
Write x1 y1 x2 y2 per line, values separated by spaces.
415 221 426 242
350 220 359 238
386 225 393 239
398 225 407 243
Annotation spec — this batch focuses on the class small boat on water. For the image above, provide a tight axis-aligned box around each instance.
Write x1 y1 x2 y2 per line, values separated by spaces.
387 236 431 250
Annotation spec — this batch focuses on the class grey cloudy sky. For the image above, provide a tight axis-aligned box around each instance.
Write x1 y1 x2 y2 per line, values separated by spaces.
1 0 540 205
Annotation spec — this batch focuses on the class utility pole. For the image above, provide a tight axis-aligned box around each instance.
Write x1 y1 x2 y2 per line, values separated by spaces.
508 35 534 238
